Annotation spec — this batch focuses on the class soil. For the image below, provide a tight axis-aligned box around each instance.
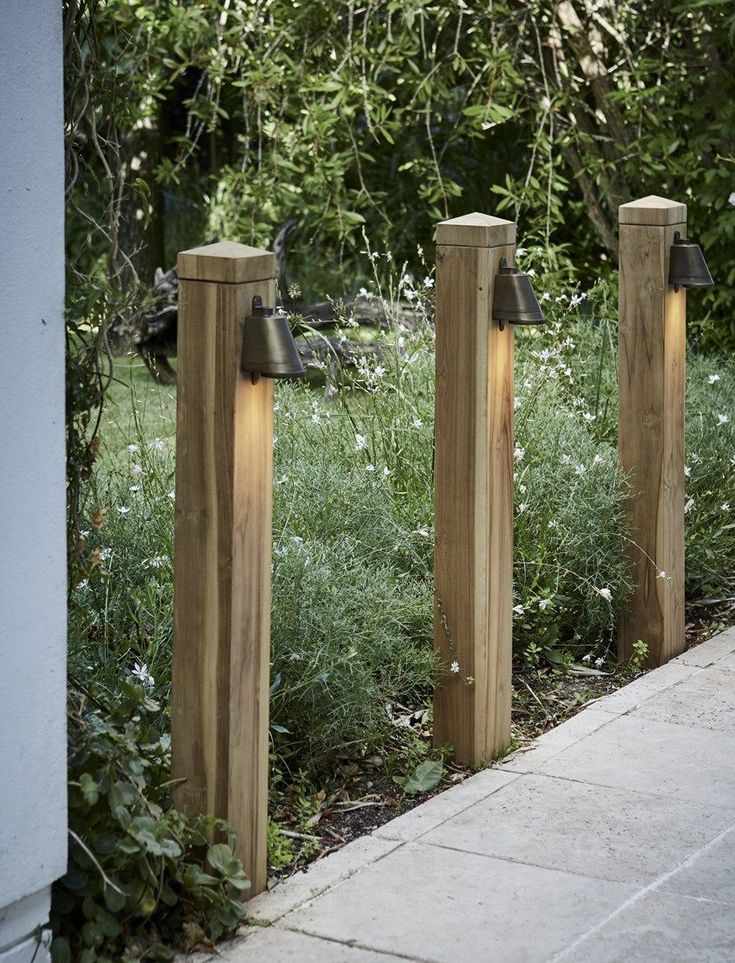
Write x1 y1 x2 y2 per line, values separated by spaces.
269 614 727 886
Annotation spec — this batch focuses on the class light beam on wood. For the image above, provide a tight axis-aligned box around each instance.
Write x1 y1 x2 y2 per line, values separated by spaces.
433 212 515 765
618 195 687 667
172 241 275 896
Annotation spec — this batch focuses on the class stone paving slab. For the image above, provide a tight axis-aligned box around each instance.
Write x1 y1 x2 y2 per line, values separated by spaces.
283 842 636 963
423 771 735 885
246 835 401 924
555 889 735 963
373 766 519 842
657 825 735 905
674 626 735 667
633 663 735 733
530 713 735 808
183 629 735 962
217 928 406 961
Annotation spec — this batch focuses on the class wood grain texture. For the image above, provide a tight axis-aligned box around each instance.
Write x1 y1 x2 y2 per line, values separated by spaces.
618 209 686 667
172 258 275 896
436 212 516 249
433 230 514 766
618 195 687 227
178 241 276 284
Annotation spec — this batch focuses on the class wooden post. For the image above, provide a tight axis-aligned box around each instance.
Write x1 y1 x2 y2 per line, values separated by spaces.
618 196 687 667
172 241 276 896
433 213 516 766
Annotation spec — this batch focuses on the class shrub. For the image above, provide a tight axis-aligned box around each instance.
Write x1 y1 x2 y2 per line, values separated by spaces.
51 681 248 963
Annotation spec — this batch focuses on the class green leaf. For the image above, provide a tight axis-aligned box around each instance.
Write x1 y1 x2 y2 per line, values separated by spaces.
79 773 99 805
402 759 444 795
103 884 127 913
207 842 235 874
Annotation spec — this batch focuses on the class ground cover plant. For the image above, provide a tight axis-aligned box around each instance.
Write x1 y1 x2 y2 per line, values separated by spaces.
61 262 735 957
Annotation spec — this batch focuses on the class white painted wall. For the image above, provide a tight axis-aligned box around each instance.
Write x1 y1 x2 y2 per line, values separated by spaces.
0 1 67 959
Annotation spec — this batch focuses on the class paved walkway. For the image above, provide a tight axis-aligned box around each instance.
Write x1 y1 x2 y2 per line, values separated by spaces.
196 628 735 962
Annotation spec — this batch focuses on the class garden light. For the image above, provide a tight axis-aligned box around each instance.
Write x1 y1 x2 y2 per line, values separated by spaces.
241 296 305 382
668 232 714 292
492 259 546 330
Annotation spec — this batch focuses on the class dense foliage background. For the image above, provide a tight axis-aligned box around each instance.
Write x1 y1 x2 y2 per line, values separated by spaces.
66 0 735 324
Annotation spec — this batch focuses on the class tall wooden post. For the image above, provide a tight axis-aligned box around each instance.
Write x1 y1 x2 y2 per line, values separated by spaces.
172 241 276 895
618 196 687 667
433 213 515 766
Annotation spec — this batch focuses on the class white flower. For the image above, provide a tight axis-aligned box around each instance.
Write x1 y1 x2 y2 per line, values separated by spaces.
423 276 434 289
358 287 369 297
684 466 691 477
526 267 536 277
355 434 368 451
717 414 729 426
404 289 416 301
574 464 587 476
144 555 169 569
77 578 89 590
514 446 525 463
657 570 668 580
517 502 528 514
450 660 460 674
594 657 604 669
570 293 585 308
412 417 423 429
729 192 735 206
132 661 154 687
685 497 694 514
708 374 721 385
311 412 321 424
127 444 140 454
583 412 596 423
722 503 731 511
513 604 525 615
150 437 165 452
515 247 527 257
168 490 176 500
116 505 130 515
595 587 613 602
582 653 592 663
131 463 144 476
593 454 603 466
539 292 552 303
383 466 391 477
538 598 552 610
366 464 375 472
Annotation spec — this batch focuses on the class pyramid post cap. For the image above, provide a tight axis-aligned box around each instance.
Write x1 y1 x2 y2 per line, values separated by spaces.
178 240 276 283
436 211 516 248
619 195 687 227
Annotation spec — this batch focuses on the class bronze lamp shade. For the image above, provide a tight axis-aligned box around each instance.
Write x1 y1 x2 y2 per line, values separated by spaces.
668 233 714 291
241 298 305 381
492 260 546 331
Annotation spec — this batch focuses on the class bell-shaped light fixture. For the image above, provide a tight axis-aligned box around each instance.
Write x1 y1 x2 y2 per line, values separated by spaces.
668 232 714 291
492 259 546 331
241 297 306 382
